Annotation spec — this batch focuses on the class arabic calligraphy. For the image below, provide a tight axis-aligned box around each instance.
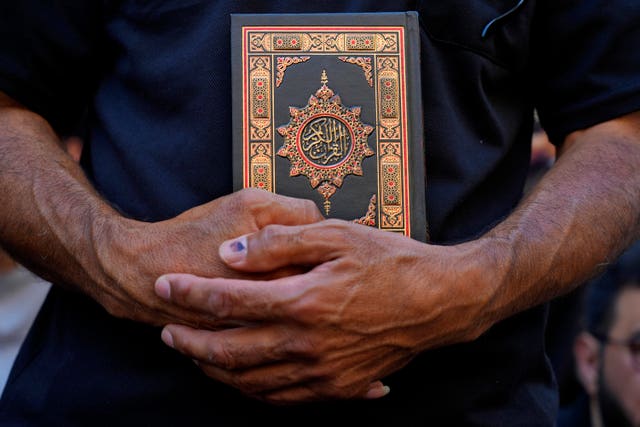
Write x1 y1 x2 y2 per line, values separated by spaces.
300 116 352 167
276 70 374 216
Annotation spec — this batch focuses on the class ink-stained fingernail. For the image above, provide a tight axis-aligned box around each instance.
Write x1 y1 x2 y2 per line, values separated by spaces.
219 235 248 265
155 276 171 300
161 328 174 348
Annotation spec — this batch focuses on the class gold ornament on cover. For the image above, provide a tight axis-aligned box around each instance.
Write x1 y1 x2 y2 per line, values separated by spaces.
277 70 375 215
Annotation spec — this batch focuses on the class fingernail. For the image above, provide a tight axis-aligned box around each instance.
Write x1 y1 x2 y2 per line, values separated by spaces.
161 328 174 348
219 235 248 265
365 384 391 399
155 276 171 300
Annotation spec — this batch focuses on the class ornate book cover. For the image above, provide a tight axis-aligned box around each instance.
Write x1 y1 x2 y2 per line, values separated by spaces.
231 12 428 242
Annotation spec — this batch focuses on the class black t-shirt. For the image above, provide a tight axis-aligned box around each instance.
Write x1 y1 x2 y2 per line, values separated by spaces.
1 0 640 425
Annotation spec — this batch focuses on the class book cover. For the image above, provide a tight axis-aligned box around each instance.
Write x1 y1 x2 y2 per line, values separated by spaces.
231 12 428 242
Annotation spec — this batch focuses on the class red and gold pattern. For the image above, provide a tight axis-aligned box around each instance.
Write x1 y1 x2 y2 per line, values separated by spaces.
276 71 374 215
337 56 374 87
354 194 377 227
380 143 404 228
242 25 412 236
271 33 303 50
345 34 377 50
276 56 311 87
248 57 272 141
249 32 398 53
377 57 401 140
249 143 273 191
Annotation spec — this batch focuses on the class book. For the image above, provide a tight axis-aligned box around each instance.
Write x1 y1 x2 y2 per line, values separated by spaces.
231 12 428 242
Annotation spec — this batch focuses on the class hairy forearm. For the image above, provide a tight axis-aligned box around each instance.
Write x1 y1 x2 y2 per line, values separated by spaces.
0 93 123 299
0 91 323 326
478 113 640 325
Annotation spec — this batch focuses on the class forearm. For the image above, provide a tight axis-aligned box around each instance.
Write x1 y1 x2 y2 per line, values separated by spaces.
145 113 639 402
0 91 323 326
0 93 124 301
477 113 640 326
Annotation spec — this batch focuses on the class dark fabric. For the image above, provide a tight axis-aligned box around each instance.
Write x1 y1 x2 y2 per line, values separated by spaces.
1 0 640 425
546 286 587 406
557 392 592 427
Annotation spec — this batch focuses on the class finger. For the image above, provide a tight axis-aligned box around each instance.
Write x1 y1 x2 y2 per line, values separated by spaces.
161 323 315 370
260 380 390 404
189 359 387 402
239 188 324 227
219 219 360 271
195 361 313 397
364 380 391 399
155 273 306 322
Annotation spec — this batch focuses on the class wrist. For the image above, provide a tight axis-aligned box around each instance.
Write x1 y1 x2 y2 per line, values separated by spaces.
462 235 515 333
437 238 508 343
88 213 153 317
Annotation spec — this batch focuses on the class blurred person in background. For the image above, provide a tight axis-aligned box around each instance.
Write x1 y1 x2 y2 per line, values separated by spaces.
0 133 82 399
0 248 50 398
524 113 556 195
558 242 640 427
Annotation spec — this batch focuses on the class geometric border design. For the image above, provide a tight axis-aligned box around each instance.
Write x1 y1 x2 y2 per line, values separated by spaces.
242 26 411 236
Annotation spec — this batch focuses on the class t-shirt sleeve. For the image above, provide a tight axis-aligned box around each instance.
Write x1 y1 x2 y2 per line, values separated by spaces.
0 1 104 134
532 0 640 144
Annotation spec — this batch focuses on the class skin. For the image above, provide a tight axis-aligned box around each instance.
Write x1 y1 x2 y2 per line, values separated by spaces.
0 248 16 274
575 287 640 427
0 132 81 276
1 87 640 404
603 289 640 426
155 111 640 404
0 91 324 331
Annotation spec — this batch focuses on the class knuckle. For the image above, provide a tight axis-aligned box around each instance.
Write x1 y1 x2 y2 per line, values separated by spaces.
307 363 334 384
261 392 293 406
238 187 262 199
206 339 237 370
287 298 313 325
300 199 323 221
259 223 301 245
235 188 263 209
323 218 349 229
331 374 354 391
317 219 352 242
169 276 191 300
207 288 235 320
230 373 252 392
259 223 283 242
311 381 345 400
288 292 334 328
285 334 319 359
258 224 298 254
321 376 359 399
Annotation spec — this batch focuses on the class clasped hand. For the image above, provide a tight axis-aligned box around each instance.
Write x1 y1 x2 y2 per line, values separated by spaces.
94 188 322 329
155 219 492 404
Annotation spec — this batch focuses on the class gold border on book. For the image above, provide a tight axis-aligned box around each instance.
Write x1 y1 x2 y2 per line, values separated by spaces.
243 26 411 236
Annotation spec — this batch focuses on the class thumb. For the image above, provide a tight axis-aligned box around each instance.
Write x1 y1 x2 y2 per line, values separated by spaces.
218 220 349 272
250 190 324 228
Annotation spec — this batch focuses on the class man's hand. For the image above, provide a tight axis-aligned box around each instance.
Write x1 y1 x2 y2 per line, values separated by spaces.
0 91 323 330
155 111 640 404
93 188 323 329
154 220 492 403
